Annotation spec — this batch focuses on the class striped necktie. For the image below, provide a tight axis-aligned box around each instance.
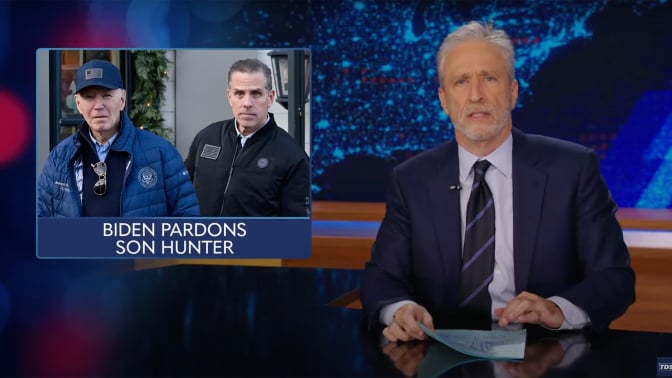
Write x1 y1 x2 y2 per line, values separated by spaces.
458 159 495 317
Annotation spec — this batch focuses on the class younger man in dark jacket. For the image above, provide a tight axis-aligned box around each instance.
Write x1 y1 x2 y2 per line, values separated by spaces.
185 59 310 217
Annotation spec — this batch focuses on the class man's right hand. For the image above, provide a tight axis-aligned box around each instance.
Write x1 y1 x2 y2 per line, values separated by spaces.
383 303 434 342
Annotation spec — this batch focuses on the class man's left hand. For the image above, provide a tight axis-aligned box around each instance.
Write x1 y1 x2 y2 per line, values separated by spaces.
495 291 565 329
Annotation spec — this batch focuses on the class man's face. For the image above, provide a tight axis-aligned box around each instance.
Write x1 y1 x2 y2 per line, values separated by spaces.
75 87 126 143
437 39 518 153
227 71 275 136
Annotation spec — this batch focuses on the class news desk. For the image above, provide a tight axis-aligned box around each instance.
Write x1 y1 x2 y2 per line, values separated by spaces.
1 264 671 377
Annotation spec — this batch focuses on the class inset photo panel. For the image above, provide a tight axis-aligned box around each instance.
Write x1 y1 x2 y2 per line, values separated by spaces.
36 49 312 260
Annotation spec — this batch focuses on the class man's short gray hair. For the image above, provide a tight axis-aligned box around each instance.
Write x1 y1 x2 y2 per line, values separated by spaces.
436 21 515 86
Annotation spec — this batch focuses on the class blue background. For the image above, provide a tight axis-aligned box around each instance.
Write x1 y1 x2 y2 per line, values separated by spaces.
310 1 672 205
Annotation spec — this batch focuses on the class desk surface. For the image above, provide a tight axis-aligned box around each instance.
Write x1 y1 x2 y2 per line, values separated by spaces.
0 263 670 377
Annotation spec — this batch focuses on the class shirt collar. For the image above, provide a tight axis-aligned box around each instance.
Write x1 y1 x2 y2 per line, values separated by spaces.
235 113 271 142
458 133 513 181
88 129 118 153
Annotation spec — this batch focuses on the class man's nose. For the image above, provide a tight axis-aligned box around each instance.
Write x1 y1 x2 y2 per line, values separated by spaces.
242 95 254 107
93 97 105 108
468 80 484 102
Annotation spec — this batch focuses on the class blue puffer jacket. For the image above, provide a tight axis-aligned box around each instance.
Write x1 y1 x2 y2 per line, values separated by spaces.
37 112 200 217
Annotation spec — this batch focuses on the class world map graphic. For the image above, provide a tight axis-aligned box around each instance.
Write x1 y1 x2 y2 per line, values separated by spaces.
309 0 672 208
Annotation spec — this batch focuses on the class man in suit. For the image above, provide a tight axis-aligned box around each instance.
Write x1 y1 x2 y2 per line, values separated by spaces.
360 21 635 342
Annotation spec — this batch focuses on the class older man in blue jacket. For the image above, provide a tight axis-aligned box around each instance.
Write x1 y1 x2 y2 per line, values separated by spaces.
38 59 199 217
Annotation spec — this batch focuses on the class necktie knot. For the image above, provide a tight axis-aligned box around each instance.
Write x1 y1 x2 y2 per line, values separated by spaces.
473 160 491 181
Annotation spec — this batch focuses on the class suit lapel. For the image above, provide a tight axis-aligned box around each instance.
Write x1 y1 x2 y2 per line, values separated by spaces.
426 141 462 303
512 129 547 292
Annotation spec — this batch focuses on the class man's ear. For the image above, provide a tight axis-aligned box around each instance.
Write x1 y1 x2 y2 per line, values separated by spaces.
120 89 127 110
74 93 81 111
268 89 275 107
226 88 234 107
437 87 449 116
510 79 518 110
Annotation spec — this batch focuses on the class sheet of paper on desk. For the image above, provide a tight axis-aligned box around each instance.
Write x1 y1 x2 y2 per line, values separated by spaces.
417 322 526 359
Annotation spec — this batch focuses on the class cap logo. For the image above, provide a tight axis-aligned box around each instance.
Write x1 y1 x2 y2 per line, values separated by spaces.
85 68 104 80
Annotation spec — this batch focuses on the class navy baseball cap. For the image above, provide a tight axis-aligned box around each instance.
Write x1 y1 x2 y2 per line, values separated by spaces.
75 59 123 94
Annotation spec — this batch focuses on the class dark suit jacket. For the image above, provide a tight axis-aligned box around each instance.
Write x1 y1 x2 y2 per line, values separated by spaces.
360 128 635 332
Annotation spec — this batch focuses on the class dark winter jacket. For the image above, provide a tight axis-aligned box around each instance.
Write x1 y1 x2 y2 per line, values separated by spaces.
185 114 310 217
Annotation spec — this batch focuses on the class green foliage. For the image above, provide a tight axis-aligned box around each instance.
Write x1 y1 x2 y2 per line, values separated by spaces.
129 50 172 141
